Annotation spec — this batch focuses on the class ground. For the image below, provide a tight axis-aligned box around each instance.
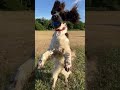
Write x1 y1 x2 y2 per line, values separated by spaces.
24 31 85 90
1 11 120 90
86 11 120 90
35 31 85 56
0 11 34 90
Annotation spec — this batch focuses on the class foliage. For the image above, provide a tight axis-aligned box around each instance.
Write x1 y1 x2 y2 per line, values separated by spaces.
35 21 45 30
35 18 85 30
5 0 24 10
0 0 34 10
86 0 120 10
73 21 85 30
36 18 53 30
0 0 6 9
66 21 74 30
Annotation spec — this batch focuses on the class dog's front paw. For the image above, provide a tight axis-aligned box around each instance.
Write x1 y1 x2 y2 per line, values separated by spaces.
64 63 71 72
59 48 64 53
37 60 44 69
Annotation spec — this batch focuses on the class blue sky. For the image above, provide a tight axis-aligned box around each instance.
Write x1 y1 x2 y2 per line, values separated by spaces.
35 0 85 22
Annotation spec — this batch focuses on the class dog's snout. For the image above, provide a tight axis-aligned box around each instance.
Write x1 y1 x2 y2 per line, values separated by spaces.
52 15 59 21
53 15 58 19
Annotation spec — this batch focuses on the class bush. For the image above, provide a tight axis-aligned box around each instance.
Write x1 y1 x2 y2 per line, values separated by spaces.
35 18 85 31
35 18 53 30
47 23 53 30
66 21 74 30
35 21 45 30
73 21 85 30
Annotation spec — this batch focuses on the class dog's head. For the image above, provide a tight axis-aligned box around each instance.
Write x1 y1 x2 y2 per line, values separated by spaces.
51 0 80 28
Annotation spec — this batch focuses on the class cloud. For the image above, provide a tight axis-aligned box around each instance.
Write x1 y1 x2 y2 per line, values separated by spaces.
73 0 82 4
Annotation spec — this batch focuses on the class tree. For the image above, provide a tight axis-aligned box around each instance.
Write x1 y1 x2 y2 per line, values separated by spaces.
0 0 7 9
66 21 74 30
36 18 52 30
35 21 45 30
73 21 85 30
3 0 23 10
0 0 34 10
35 18 85 31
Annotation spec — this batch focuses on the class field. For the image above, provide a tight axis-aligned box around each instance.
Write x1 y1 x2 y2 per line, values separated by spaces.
35 31 85 56
1 11 120 90
32 31 85 90
0 11 34 90
86 11 120 90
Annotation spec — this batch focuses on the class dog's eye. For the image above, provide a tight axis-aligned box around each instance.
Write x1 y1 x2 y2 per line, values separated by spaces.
55 11 57 14
51 10 57 15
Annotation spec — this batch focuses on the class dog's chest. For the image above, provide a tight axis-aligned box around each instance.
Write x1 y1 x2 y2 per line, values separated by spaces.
52 33 69 49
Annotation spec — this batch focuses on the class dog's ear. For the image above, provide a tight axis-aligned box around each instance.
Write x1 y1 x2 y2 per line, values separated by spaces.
67 5 80 23
60 2 65 11
51 0 61 15
53 0 61 8
51 0 65 15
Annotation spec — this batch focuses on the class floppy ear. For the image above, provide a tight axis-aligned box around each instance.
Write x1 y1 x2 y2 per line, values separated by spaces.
60 2 65 11
51 0 61 15
67 5 80 23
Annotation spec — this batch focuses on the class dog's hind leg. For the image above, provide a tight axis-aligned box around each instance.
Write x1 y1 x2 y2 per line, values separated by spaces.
61 69 71 87
51 64 62 90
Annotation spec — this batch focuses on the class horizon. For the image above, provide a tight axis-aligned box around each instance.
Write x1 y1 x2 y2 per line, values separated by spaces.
35 0 85 22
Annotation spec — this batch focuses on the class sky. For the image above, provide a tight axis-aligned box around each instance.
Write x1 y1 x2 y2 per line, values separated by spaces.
35 0 85 22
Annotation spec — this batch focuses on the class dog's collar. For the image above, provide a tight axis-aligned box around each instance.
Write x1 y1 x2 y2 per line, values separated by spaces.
55 27 66 32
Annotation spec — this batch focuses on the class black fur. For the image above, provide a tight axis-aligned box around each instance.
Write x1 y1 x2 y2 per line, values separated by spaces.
51 0 80 24
65 33 69 38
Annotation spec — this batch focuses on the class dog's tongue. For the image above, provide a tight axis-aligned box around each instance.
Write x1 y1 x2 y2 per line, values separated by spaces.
52 21 61 28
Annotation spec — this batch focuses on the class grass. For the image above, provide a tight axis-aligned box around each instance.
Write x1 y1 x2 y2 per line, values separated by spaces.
35 46 85 90
0 11 34 90
24 46 85 90
86 47 120 90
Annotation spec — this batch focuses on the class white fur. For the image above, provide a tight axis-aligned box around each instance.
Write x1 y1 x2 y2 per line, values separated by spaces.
37 23 74 89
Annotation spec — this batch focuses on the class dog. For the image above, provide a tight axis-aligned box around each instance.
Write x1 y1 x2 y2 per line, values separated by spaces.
37 0 79 89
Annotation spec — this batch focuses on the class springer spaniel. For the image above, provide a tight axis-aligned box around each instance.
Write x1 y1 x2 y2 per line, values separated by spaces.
37 0 79 89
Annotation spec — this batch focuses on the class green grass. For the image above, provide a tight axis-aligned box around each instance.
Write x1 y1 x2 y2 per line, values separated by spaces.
86 48 120 90
0 60 11 90
35 47 85 90
24 46 85 90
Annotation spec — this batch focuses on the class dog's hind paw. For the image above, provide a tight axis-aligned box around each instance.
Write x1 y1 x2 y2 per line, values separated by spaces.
65 82 68 87
51 87 55 90
37 60 44 69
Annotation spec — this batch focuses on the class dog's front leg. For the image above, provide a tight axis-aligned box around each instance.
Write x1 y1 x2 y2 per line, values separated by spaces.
37 50 53 69
64 48 72 72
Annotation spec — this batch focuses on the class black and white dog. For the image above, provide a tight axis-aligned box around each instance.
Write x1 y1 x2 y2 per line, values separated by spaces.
37 0 79 89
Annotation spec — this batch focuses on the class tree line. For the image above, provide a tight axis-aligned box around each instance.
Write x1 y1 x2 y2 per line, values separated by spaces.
35 18 85 31
0 0 34 10
86 0 120 10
